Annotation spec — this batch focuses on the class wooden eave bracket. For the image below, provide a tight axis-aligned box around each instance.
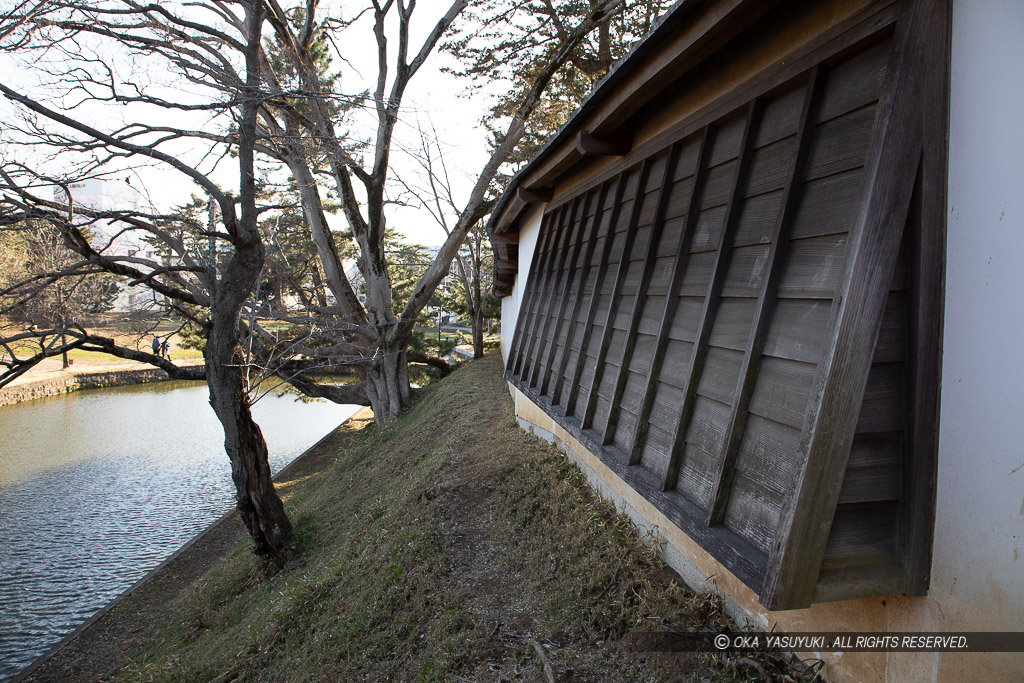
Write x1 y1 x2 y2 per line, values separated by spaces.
516 186 554 203
489 230 519 245
489 220 520 299
494 259 518 274
492 280 514 298
575 130 634 157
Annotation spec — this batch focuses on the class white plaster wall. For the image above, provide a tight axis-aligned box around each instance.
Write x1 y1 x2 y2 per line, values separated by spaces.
927 0 1024 655
499 203 545 360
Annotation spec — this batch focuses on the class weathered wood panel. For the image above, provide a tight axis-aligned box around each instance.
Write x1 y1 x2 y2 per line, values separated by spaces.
821 502 900 569
755 84 806 148
776 234 849 299
733 415 802 497
804 104 879 180
504 1 942 609
838 433 903 504
747 356 817 429
659 338 697 387
639 422 675 478
708 114 748 167
677 441 719 509
721 244 770 297
855 362 906 433
709 298 759 351
695 346 743 406
790 168 865 239
724 473 785 555
648 380 687 431
747 136 798 197
678 251 718 296
817 38 891 123
682 396 731 464
734 191 784 246
762 299 833 363
668 298 704 342
700 162 741 213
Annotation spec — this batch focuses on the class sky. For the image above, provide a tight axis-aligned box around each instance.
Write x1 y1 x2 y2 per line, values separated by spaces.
0 0 501 246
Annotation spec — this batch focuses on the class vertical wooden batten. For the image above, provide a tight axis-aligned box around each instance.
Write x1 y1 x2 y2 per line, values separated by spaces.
899 0 949 597
705 66 826 527
603 144 683 446
662 99 764 491
549 182 613 408
507 212 558 376
536 192 595 397
564 176 633 418
629 127 717 466
580 158 653 432
516 205 571 381
524 198 583 389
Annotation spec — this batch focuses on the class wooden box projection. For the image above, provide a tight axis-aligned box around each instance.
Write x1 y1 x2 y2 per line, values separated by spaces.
493 0 946 610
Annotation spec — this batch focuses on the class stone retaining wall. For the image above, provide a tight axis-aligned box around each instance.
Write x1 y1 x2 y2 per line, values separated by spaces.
0 368 180 407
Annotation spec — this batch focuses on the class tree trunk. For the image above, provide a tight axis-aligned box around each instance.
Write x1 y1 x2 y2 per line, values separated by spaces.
201 1 292 562
363 345 411 423
205 336 292 560
471 309 485 359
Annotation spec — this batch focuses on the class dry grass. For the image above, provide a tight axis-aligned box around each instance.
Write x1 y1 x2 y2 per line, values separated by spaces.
36 354 820 682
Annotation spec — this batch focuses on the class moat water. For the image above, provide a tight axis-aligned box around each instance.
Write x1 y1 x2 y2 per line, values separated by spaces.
0 380 358 681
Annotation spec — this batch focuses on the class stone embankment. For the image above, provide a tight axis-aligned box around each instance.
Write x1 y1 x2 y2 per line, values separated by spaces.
0 366 201 407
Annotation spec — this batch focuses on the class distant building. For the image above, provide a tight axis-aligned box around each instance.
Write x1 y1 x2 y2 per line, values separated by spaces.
55 179 160 311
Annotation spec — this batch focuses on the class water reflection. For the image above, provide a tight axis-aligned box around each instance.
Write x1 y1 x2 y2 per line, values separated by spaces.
0 381 357 681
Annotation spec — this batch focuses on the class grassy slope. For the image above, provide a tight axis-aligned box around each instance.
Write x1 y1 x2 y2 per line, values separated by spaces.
59 354 811 682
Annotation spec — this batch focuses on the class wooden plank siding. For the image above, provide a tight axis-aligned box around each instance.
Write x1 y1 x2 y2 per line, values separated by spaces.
501 0 945 610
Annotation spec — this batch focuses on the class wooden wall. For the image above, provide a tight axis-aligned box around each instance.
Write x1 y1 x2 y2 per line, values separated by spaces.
504 0 945 609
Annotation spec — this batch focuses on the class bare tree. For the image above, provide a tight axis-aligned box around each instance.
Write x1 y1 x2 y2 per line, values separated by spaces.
248 0 630 419
0 0 666 558
0 220 117 368
0 0 294 560
393 121 494 358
